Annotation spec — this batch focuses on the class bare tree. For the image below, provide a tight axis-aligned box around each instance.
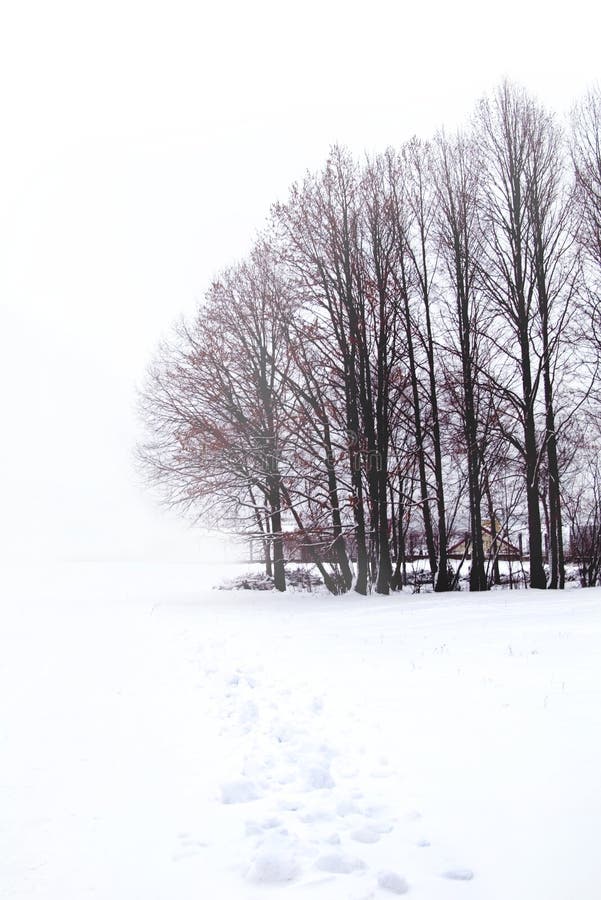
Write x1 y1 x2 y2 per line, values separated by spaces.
434 131 488 590
385 144 450 589
139 80 601 597
526 107 578 587
273 149 373 593
476 82 548 589
138 246 292 590
403 140 452 591
572 87 601 271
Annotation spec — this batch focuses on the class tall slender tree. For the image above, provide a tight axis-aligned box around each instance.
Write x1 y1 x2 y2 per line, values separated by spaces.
476 83 547 589
434 132 488 591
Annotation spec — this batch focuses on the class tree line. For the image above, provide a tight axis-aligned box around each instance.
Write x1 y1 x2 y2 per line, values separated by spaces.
138 82 601 595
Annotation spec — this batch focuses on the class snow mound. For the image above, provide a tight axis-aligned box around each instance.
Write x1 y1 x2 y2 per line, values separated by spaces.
305 764 335 790
220 777 260 804
351 825 381 843
245 828 302 884
336 797 360 816
315 852 366 874
378 870 410 894
245 849 299 883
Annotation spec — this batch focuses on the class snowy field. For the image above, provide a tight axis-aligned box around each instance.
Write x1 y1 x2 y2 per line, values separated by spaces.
1 563 600 899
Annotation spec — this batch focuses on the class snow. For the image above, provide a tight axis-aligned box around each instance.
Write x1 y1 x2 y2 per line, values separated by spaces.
441 868 474 881
378 870 410 894
220 778 261 805
315 851 367 874
1 561 601 899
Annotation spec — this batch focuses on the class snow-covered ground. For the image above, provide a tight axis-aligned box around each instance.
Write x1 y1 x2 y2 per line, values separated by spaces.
1 562 600 899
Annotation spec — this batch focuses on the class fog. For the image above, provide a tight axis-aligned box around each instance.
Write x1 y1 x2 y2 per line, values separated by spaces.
1 0 598 561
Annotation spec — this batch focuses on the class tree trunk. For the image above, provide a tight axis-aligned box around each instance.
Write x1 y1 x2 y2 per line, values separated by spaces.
400 285 437 579
518 324 546 588
484 476 501 586
268 476 286 592
323 421 353 591
391 474 408 590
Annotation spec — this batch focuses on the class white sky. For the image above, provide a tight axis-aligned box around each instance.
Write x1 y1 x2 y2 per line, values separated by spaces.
1 0 599 562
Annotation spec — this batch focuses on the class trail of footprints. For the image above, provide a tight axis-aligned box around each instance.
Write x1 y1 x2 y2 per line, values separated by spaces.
172 832 210 862
197 648 473 895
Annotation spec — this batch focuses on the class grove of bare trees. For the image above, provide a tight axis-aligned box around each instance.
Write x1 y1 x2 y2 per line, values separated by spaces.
138 81 601 595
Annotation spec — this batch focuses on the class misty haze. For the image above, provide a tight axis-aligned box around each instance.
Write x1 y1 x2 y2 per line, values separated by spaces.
2 3 601 899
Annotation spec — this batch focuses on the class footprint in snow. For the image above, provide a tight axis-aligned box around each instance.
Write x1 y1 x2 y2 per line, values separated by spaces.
371 820 394 834
304 765 336 791
442 868 474 881
378 870 410 894
172 833 209 862
278 798 303 811
315 852 366 874
350 825 381 844
245 825 324 885
236 698 259 724
336 797 361 817
300 807 334 824
245 817 283 837
362 802 388 819
220 777 260 804
245 849 300 884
